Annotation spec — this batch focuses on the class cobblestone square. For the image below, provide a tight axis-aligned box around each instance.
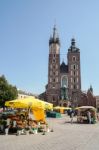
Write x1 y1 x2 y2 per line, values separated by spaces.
0 115 99 150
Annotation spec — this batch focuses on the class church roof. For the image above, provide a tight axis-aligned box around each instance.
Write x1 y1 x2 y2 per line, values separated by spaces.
60 62 68 73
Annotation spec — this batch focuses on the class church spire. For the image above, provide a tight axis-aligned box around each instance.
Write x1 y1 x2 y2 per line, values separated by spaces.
49 25 60 46
89 85 93 94
53 25 57 39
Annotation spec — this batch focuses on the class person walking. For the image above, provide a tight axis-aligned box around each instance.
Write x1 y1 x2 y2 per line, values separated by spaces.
87 110 91 124
70 110 74 124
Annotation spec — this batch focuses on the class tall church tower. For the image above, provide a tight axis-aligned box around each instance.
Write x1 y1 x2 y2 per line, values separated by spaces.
46 26 60 105
67 38 81 106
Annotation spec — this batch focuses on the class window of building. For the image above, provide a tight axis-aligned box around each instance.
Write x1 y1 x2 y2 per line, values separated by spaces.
61 76 68 88
73 64 76 70
74 85 76 89
77 78 78 83
71 85 73 89
74 78 76 83
56 77 58 82
53 54 56 58
72 56 76 61
71 71 72 75
53 78 55 82
77 85 79 89
77 71 78 76
53 59 55 63
71 78 73 82
52 96 56 102
74 71 75 76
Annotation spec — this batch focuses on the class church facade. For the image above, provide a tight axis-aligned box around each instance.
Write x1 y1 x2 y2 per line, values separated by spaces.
46 26 81 107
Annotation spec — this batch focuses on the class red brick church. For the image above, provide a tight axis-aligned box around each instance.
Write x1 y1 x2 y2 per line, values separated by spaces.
45 26 81 107
39 26 96 107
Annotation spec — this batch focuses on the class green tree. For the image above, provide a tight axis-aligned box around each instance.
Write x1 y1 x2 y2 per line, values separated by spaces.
0 75 18 108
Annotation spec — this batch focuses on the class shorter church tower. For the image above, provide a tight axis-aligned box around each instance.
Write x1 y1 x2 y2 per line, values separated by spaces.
67 38 81 106
46 26 60 105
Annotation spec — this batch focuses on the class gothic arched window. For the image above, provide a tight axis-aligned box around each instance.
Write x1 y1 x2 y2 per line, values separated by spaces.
61 76 68 88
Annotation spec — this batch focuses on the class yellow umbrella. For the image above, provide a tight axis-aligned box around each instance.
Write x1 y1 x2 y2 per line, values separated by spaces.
5 97 44 109
5 97 45 121
44 102 53 110
54 106 71 114
54 106 71 110
54 106 61 109
53 106 63 113
34 99 53 110
5 97 53 110
63 107 72 110
5 97 53 122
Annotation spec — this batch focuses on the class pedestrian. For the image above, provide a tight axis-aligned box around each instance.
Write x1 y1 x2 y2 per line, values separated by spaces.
70 110 74 124
87 110 91 124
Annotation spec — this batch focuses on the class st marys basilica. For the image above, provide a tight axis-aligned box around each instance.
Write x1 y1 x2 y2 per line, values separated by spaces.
46 26 81 107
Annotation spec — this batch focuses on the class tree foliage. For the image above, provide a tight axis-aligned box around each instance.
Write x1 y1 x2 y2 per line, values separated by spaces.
0 75 18 107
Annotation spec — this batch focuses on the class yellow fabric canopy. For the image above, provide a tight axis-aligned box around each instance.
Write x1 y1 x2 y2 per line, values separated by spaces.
5 97 43 109
5 97 53 122
54 106 61 109
54 106 71 110
54 106 71 114
5 97 53 110
44 101 53 110
33 109 45 122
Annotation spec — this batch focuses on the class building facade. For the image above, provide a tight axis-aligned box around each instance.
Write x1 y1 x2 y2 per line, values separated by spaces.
80 86 96 108
46 26 81 106
18 90 37 99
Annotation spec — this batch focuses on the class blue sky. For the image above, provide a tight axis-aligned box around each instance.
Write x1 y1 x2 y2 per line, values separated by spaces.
0 0 99 95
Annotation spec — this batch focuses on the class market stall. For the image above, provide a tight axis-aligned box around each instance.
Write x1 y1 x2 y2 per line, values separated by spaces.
0 97 53 135
54 106 71 114
5 97 53 121
77 106 97 124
